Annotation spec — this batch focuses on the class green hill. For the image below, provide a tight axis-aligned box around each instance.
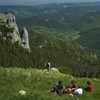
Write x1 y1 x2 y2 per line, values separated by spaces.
28 26 79 41
77 27 100 50
17 9 100 53
68 12 100 31
0 34 100 78
0 67 100 100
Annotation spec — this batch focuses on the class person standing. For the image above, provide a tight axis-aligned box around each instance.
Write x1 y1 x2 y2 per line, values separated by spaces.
46 62 51 72
49 81 63 95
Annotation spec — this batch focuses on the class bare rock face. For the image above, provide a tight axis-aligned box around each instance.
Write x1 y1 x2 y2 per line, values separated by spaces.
6 14 16 27
0 13 20 42
0 13 7 24
21 27 31 52
0 13 31 52
11 26 21 44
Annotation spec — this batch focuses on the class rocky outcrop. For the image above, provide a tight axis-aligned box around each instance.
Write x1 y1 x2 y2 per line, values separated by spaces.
7 14 16 27
0 12 30 52
21 27 31 52
10 25 22 44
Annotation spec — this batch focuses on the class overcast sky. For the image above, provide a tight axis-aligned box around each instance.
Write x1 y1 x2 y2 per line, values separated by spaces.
0 0 100 5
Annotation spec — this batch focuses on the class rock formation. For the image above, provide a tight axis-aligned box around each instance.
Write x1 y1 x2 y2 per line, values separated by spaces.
21 27 31 52
0 12 30 52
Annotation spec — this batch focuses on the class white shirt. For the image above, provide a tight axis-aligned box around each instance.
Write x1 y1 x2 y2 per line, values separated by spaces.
75 88 83 96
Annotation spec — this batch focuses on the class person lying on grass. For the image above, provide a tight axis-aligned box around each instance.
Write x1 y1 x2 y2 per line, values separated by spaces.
71 85 83 97
63 85 72 94
49 81 63 95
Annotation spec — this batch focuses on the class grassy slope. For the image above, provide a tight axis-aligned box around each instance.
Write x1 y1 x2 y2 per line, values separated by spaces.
0 67 100 100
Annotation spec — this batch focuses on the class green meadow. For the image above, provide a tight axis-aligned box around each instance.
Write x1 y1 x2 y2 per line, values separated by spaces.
0 67 100 100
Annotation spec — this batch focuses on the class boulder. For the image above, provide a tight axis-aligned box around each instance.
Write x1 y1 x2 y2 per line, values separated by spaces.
51 68 59 72
19 90 26 96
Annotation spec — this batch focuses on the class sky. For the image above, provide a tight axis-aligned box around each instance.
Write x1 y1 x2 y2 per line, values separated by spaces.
0 0 100 5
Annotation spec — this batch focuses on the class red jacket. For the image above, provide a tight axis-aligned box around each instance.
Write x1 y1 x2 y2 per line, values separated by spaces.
72 83 77 88
86 84 92 91
64 88 72 94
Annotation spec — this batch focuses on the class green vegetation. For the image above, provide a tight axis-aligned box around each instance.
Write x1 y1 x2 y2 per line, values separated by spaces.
0 67 100 100
0 3 100 78
0 4 100 99
16 6 100 56
68 12 100 31
28 26 79 41
0 24 14 34
77 27 100 50
0 35 100 78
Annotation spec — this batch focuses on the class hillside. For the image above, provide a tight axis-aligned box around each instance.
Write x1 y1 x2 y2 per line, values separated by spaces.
0 3 100 78
0 67 100 100
77 27 100 50
0 3 100 100
68 12 100 31
16 5 100 54
0 13 100 78
28 26 79 41
0 6 39 19
0 34 100 78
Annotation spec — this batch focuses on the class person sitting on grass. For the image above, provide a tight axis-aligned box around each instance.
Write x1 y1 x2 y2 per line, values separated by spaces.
63 85 72 94
71 80 77 91
49 81 63 95
72 85 83 97
84 81 92 92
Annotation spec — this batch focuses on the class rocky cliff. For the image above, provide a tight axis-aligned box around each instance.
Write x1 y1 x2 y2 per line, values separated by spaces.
0 12 30 52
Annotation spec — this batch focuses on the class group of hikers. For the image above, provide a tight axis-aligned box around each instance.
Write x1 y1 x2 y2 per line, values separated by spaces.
49 80 92 97
45 62 92 97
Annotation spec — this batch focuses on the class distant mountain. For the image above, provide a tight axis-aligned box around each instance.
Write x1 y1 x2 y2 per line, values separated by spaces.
0 6 41 19
68 12 100 31
36 2 100 8
36 3 60 9
1 2 100 19
16 6 100 54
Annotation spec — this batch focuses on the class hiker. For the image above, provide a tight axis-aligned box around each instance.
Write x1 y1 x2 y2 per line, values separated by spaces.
63 85 72 94
84 81 92 92
72 85 83 97
71 80 77 91
49 81 63 95
46 62 51 72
